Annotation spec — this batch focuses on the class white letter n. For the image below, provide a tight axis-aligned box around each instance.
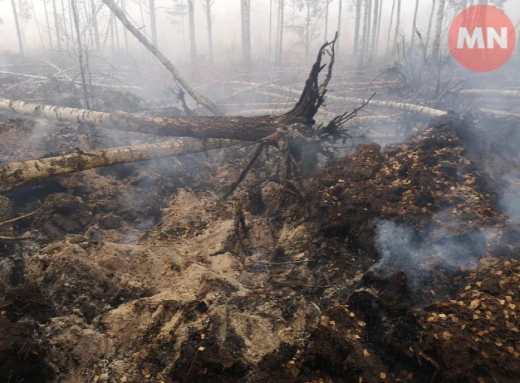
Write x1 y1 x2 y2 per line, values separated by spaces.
457 27 485 49
487 27 508 48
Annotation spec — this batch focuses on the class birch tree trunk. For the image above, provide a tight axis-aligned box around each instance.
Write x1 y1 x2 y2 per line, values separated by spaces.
0 99 284 142
188 0 197 62
71 0 91 110
353 0 362 55
52 0 62 50
411 0 420 46
149 0 158 46
0 139 237 186
241 0 251 68
204 0 214 64
425 0 436 53
102 0 222 115
11 0 25 56
385 0 396 55
431 0 446 60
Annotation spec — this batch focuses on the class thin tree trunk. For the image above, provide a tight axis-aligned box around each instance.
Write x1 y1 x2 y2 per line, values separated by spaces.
122 0 129 51
370 0 379 57
365 0 371 57
52 0 62 50
431 0 446 60
324 0 329 40
0 139 237 186
60 0 69 47
90 0 101 49
188 0 197 61
102 0 222 115
31 0 47 54
392 0 401 53
425 0 436 53
110 14 115 51
353 0 362 55
43 0 54 50
0 98 285 141
305 0 310 58
269 0 273 60
374 0 382 54
386 0 396 55
411 0 420 46
358 0 369 69
336 0 342 56
11 0 25 56
149 0 158 46
71 0 91 109
114 11 121 49
204 0 214 63
241 0 251 68
278 0 284 64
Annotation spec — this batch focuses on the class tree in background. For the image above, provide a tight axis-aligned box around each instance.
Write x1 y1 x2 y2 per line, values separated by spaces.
149 0 158 46
353 0 362 55
288 0 323 59
167 0 188 57
410 0 420 47
241 0 251 67
188 0 197 61
276 0 285 64
202 0 215 63
52 0 62 50
10 0 25 56
431 0 446 59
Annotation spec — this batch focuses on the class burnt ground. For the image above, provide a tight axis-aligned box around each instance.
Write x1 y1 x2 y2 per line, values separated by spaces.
0 112 519 383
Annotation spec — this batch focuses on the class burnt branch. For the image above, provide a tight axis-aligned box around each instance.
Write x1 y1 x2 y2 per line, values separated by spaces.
284 32 339 121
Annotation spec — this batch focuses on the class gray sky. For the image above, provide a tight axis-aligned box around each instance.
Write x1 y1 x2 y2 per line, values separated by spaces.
0 0 519 62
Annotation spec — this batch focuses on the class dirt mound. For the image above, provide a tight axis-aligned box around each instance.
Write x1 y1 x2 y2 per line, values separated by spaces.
0 115 519 382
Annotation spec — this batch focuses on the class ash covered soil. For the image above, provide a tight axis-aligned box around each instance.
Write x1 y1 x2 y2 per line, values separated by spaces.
1 113 520 383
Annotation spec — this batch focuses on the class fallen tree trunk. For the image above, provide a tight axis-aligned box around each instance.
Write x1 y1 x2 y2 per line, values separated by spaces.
340 98 447 117
0 71 142 91
0 138 237 186
460 89 520 98
0 98 284 142
101 0 223 115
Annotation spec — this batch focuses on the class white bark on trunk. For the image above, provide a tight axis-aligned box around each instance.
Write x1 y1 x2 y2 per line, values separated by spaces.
0 139 237 186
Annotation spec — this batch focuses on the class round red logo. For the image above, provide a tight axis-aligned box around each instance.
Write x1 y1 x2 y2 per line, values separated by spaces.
448 5 516 72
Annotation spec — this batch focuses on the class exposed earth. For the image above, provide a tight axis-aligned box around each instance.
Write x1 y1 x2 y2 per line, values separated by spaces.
0 111 519 383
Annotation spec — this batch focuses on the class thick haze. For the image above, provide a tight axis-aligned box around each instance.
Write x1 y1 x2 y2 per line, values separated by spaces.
1 0 519 63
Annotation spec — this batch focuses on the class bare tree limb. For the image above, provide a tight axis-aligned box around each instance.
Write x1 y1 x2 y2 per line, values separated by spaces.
101 0 223 116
